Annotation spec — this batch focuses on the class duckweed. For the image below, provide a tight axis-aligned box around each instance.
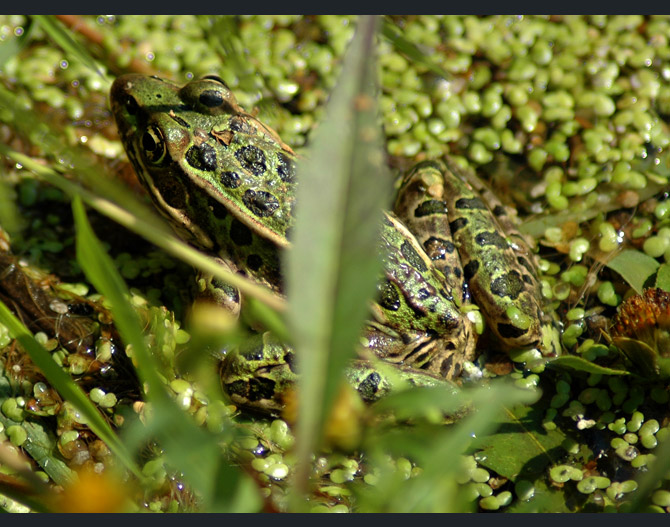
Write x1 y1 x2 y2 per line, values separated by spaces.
478 496 500 510
576 476 610 494
549 465 582 484
267 463 290 480
6 425 27 446
475 483 493 498
514 480 535 501
641 434 658 449
626 412 644 432
1 398 25 422
652 490 670 507
639 419 660 437
471 467 490 484
5 13 670 513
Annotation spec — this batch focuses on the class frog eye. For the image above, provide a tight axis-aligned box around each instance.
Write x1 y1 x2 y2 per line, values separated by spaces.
179 76 239 114
141 125 166 164
201 75 229 88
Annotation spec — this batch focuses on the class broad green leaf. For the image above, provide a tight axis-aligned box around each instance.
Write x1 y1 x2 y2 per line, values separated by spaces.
32 15 107 79
355 381 538 512
285 15 392 495
506 478 572 513
606 249 659 294
547 355 629 376
471 403 567 482
72 196 259 512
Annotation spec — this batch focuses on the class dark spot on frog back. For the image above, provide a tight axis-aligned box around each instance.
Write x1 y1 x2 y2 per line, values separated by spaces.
449 217 468 233
414 199 448 217
400 240 427 272
276 151 296 183
169 114 190 129
152 170 187 209
186 143 217 172
490 270 524 300
377 280 401 311
229 115 254 134
357 372 382 401
236 145 267 176
463 260 479 280
455 197 487 211
243 189 280 217
230 219 252 246
475 230 508 249
220 171 241 189
209 200 228 219
226 378 276 402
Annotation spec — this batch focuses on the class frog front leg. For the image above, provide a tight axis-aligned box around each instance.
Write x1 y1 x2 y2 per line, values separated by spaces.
193 257 242 318
367 212 478 379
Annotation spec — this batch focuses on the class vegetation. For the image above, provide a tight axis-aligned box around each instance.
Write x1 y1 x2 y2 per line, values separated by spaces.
1 15 670 512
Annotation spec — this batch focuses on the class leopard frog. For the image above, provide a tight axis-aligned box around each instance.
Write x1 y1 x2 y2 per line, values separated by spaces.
110 74 555 414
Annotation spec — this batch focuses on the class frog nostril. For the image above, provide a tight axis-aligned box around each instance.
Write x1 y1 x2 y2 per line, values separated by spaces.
125 95 140 116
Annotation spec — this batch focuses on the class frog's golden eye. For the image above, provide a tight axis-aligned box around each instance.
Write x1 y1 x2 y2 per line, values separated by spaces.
141 125 166 164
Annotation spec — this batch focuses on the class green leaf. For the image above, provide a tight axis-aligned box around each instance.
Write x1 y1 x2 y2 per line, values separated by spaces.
471 402 567 482
655 263 670 292
32 15 107 79
285 15 392 495
547 355 629 376
372 384 465 419
506 478 571 513
355 381 538 512
606 249 659 294
71 196 260 512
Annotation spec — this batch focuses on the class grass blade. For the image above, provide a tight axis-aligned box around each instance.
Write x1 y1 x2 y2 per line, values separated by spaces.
285 14 393 498
32 15 107 79
381 18 452 80
0 301 141 480
0 146 283 314
72 196 259 511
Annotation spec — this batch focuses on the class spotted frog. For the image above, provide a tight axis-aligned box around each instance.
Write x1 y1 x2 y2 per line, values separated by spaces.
110 74 555 414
